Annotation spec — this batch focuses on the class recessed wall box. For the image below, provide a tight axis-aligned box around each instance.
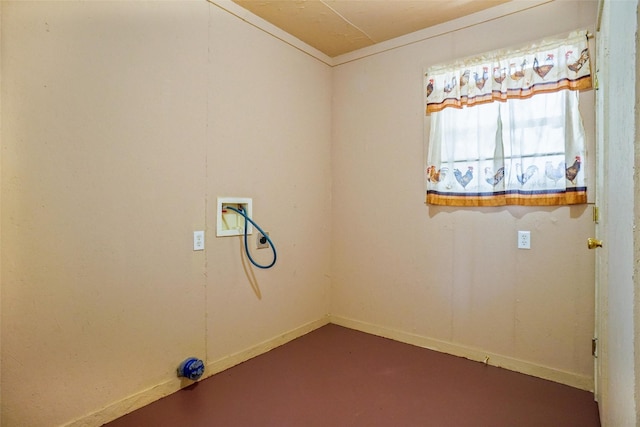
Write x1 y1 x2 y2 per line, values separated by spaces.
217 197 253 237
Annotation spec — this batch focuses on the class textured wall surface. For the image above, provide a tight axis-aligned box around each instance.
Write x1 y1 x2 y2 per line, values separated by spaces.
2 1 611 426
331 0 597 389
1 2 331 425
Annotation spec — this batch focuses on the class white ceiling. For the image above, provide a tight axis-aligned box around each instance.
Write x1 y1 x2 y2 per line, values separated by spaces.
231 0 513 57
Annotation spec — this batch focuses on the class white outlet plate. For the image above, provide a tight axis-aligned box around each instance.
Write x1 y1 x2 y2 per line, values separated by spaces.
193 230 205 251
518 230 531 249
216 197 253 237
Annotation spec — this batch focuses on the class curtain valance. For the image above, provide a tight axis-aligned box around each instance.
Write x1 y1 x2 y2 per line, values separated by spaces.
425 31 592 114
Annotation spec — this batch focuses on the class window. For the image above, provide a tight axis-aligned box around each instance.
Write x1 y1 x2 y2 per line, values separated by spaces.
425 31 592 207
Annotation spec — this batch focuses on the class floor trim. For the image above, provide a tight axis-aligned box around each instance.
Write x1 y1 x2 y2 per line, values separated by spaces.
63 317 330 427
64 315 592 426
329 315 594 392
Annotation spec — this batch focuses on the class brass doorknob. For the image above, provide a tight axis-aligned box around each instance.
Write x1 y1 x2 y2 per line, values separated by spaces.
587 238 603 249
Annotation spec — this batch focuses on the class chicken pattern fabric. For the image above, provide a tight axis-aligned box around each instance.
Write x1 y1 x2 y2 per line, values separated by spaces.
424 31 590 207
424 31 592 114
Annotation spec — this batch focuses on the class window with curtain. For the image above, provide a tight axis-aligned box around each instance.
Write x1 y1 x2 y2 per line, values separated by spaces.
424 31 592 207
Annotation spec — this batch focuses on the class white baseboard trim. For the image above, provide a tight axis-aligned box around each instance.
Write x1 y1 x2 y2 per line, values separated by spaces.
64 316 330 427
204 316 330 377
63 314 591 426
329 315 593 392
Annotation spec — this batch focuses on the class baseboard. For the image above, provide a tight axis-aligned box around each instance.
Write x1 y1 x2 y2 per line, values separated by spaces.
203 316 330 377
63 314 591 426
329 315 593 392
63 316 330 427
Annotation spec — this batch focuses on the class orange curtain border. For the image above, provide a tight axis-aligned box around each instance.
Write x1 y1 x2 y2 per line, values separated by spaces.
426 75 593 115
426 187 587 207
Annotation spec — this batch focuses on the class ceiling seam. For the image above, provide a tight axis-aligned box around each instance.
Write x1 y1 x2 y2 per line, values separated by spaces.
210 0 556 67
319 0 377 44
206 0 334 67
331 0 556 67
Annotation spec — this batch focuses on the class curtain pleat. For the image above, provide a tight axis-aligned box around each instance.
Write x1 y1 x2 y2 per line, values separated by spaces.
425 31 592 114
425 31 591 207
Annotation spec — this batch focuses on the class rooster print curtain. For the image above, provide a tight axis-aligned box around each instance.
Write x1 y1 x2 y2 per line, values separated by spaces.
424 31 591 207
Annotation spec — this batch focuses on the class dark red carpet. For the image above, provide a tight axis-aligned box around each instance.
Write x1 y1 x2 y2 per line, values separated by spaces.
105 324 600 426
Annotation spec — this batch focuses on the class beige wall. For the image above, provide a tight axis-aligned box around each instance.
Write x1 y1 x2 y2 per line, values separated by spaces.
1 0 602 426
331 0 597 388
204 3 332 361
1 1 331 426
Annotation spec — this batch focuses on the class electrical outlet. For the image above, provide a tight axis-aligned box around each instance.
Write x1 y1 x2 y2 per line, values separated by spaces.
256 232 269 249
518 230 531 249
193 230 205 251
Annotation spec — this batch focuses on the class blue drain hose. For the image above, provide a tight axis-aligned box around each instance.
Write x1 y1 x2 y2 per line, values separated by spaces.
223 205 277 269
